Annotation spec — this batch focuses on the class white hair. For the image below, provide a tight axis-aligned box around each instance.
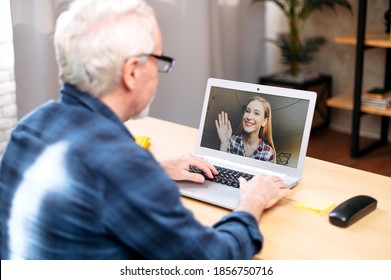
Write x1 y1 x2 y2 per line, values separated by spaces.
54 0 156 97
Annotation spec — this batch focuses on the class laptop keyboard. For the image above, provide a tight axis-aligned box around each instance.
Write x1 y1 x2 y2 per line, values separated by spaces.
189 165 254 188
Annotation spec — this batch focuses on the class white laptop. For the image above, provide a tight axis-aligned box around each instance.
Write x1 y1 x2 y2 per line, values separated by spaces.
177 78 317 209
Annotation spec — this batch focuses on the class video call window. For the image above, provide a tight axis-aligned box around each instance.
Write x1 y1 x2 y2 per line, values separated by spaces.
200 86 310 168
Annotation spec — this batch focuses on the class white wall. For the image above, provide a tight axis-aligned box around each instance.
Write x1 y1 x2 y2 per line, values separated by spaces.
0 0 17 156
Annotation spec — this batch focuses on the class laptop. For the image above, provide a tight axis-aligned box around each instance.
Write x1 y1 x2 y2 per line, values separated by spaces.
177 78 317 209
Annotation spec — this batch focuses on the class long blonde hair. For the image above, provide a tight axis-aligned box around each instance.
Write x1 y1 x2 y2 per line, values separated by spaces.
238 96 276 162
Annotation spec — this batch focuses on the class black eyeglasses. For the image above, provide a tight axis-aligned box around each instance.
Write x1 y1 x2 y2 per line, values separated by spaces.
139 54 176 73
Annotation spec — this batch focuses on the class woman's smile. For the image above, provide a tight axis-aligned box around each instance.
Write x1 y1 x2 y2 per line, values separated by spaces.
244 120 255 127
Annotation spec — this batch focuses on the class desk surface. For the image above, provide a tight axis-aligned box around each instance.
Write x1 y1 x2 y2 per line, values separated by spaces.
125 117 391 260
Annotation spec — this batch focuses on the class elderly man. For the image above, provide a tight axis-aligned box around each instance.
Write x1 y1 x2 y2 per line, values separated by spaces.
0 0 290 259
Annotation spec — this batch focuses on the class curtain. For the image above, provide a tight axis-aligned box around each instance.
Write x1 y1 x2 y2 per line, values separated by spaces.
149 0 266 127
11 0 71 119
208 0 266 81
11 0 266 128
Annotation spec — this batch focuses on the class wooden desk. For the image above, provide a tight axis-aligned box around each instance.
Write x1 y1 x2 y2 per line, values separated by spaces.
125 117 391 260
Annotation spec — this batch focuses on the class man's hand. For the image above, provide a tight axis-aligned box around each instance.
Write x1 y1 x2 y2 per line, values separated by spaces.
160 154 218 183
235 175 291 221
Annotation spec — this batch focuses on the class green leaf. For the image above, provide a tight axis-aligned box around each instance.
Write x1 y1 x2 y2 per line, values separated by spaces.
272 33 326 65
251 0 290 16
300 0 352 21
252 0 352 76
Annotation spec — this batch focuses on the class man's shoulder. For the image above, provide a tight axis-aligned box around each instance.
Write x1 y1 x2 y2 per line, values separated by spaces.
13 99 134 160
19 99 121 136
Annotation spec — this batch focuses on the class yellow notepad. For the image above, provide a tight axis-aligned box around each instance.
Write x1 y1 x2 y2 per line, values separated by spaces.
287 189 336 214
134 136 151 150
294 197 336 214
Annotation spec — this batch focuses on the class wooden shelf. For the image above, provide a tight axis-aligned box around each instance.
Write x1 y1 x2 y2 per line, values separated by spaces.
327 94 391 117
332 1 390 158
335 34 391 48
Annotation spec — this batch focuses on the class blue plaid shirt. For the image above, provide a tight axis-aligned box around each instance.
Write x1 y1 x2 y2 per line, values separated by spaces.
0 83 262 259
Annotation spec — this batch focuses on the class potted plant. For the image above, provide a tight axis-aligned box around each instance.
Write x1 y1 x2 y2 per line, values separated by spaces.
253 0 352 81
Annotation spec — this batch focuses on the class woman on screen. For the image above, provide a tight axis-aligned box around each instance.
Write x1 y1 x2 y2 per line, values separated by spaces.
215 96 276 163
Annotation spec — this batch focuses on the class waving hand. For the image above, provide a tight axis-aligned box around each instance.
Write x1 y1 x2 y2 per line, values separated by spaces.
215 111 232 152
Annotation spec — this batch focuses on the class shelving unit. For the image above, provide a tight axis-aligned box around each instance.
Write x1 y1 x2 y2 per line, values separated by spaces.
327 0 391 158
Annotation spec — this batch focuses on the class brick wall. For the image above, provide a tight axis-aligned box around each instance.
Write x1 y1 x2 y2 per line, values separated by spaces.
0 40 17 157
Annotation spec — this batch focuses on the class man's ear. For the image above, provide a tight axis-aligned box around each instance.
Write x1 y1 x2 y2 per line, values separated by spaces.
122 57 140 91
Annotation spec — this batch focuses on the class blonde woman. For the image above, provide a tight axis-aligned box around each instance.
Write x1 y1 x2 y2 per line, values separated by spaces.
216 96 276 163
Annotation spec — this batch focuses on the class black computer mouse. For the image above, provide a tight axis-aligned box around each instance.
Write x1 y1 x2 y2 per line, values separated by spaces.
329 195 377 227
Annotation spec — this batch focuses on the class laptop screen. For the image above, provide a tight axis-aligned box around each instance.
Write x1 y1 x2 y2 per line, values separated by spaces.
200 86 310 169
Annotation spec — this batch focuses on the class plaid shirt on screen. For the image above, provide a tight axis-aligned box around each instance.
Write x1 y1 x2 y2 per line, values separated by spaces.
228 135 275 162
